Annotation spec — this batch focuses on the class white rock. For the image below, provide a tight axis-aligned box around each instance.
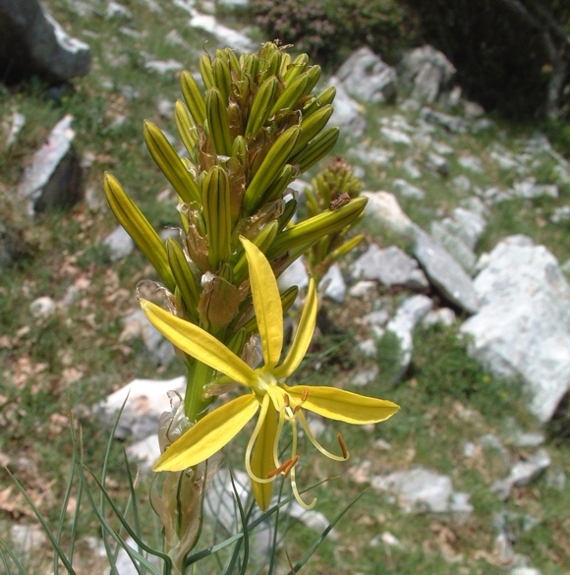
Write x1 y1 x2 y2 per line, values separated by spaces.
426 151 449 175
413 227 479 314
352 365 379 386
351 244 428 290
371 466 472 524
381 126 412 146
106 2 132 19
103 225 134 260
392 178 425 200
512 178 558 199
402 158 422 179
145 59 184 74
189 12 254 51
385 295 433 380
357 338 377 358
5 112 25 151
127 434 160 472
430 221 476 274
30 296 57 318
509 449 551 487
327 76 366 138
349 145 394 166
99 376 186 441
452 174 471 194
348 280 377 298
336 47 396 104
17 114 75 214
422 307 456 328
461 235 570 421
458 155 484 173
321 263 346 303
278 257 309 292
361 191 414 236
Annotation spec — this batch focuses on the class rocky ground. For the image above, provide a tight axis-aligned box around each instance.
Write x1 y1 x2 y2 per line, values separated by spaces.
1 1 570 574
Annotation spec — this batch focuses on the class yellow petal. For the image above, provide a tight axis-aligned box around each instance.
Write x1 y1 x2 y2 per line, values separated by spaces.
273 277 317 379
240 237 283 368
153 394 259 472
250 402 278 511
141 299 257 387
283 384 400 424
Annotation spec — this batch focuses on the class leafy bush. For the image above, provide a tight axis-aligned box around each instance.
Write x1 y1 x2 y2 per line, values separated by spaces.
251 0 416 66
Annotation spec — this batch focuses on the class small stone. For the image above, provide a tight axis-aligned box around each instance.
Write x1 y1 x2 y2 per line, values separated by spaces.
278 257 309 293
432 141 454 155
145 59 184 74
327 76 366 138
103 225 134 261
373 438 392 450
452 174 471 194
402 158 422 179
349 145 394 166
106 2 132 19
392 178 425 200
157 98 175 118
512 178 558 199
361 192 415 236
127 434 160 472
458 155 484 173
352 366 379 386
189 12 254 51
422 307 456 328
509 448 551 487
545 467 566 490
351 244 428 290
421 107 466 133
362 310 391 327
381 127 412 146
321 263 346 303
357 338 377 358
5 111 25 151
348 280 377 298
426 151 449 176
30 296 57 318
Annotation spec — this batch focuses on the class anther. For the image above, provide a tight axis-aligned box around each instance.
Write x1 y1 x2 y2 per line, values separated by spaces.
284 394 290 407
267 459 293 478
293 403 302 414
283 455 300 477
337 432 349 459
301 389 309 402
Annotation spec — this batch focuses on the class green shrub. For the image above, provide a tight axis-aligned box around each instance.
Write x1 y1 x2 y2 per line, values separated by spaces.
251 0 416 66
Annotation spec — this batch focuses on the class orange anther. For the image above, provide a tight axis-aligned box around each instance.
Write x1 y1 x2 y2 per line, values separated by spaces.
337 432 349 459
301 389 309 402
283 455 300 477
284 394 290 407
293 403 302 414
266 459 292 478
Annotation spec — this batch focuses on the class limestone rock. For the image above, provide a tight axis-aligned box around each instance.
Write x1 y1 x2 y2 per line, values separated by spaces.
0 0 91 85
350 244 428 291
392 178 425 200
327 76 366 138
18 115 83 214
413 227 479 314
103 225 134 261
371 466 472 525
336 47 396 104
99 376 186 441
461 235 570 421
401 45 456 103
385 294 433 380
361 191 415 236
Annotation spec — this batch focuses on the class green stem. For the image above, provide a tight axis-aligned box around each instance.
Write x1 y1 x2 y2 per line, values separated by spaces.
184 358 215 422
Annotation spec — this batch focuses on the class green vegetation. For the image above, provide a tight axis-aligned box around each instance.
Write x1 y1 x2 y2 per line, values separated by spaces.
0 0 569 573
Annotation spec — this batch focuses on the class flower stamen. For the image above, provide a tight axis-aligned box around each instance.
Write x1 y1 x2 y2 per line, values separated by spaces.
337 432 349 459
283 454 299 477
267 458 294 478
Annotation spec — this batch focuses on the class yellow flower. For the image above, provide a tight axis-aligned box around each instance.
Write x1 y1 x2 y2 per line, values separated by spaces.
141 238 399 509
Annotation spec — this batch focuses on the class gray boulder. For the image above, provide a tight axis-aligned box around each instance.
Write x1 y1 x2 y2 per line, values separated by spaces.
413 227 479 314
351 244 428 291
327 76 366 138
401 45 456 103
0 0 91 85
17 115 83 214
336 47 397 104
461 235 570 421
